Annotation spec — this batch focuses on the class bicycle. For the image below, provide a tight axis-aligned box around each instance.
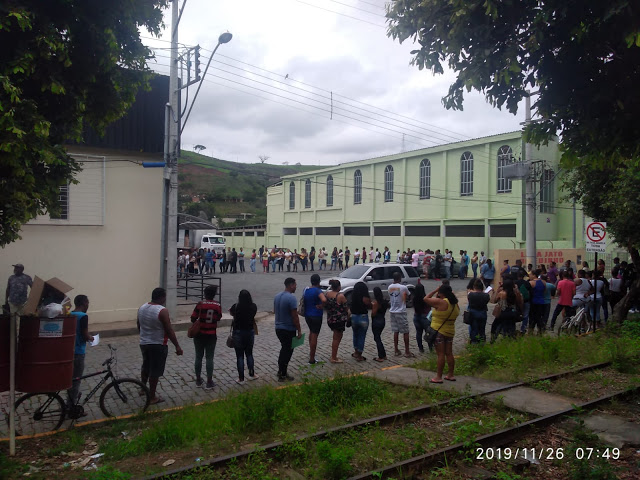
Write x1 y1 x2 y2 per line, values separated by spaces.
558 300 593 336
8 344 150 437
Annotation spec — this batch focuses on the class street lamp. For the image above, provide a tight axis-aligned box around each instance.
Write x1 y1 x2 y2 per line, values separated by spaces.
181 32 233 132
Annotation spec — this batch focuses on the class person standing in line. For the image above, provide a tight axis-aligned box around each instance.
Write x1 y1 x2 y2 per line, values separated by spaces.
547 261 559 285
66 295 94 417
549 270 576 330
270 248 278 273
411 250 419 269
517 270 533 333
274 278 302 381
285 249 292 272
238 247 245 273
388 271 414 358
177 251 186 279
330 247 338 270
354 248 361 265
221 248 227 274
317 247 325 270
424 285 460 383
375 248 382 263
325 279 348 363
309 246 316 271
371 287 389 362
300 248 308 271
338 249 344 270
259 245 265 259
230 289 259 385
292 249 299 272
609 266 624 313
344 246 351 268
480 259 495 287
396 249 402 263
471 251 479 279
500 259 511 281
412 283 430 353
467 280 490 343
350 281 371 361
369 247 375 263
540 274 556 329
461 251 470 279
189 285 220 390
5 263 32 315
138 288 183 404
250 249 257 273
489 279 523 340
303 274 327 364
479 251 487 266
362 247 367 264
384 247 391 264
230 248 238 273
262 249 269 273
443 249 453 279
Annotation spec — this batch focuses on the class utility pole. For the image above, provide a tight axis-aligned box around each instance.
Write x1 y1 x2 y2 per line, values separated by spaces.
524 94 536 269
162 0 180 319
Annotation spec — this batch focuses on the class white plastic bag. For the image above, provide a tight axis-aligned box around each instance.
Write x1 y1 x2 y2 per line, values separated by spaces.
39 303 63 318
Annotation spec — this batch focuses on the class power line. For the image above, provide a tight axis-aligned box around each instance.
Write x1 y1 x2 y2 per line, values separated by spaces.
291 0 385 27
324 0 386 17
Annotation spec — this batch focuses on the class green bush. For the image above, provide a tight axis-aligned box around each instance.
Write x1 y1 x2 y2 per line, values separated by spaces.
316 439 354 480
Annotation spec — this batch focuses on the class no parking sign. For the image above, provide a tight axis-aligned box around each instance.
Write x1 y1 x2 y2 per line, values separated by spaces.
585 222 607 253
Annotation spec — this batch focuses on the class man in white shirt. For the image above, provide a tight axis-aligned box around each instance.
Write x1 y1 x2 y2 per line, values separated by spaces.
369 247 375 263
284 249 292 272
443 249 453 279
388 271 414 357
354 248 360 264
479 252 487 266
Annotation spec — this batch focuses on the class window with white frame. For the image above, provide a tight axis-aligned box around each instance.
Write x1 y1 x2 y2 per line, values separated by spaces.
419 159 431 199
540 168 555 213
354 170 362 204
50 184 69 220
289 182 295 210
384 165 394 202
305 179 311 208
497 145 513 193
326 175 333 207
460 151 474 196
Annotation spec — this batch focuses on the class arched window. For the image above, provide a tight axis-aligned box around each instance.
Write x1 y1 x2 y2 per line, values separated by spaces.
289 182 295 210
419 159 431 199
540 169 555 213
460 151 474 196
354 170 362 204
326 175 334 207
384 165 394 202
497 145 513 193
305 179 311 208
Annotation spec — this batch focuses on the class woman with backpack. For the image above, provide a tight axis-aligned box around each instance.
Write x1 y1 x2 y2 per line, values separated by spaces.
490 278 523 341
371 287 389 362
325 279 348 363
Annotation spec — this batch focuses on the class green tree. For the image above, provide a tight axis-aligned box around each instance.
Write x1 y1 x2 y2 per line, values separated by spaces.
0 1 168 246
385 0 640 165
386 0 640 320
564 163 640 321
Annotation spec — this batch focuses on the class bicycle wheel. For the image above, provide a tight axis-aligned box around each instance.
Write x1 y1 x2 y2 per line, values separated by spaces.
99 379 150 418
13 392 66 436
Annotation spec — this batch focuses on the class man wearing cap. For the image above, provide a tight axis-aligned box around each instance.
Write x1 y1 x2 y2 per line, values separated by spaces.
5 264 33 315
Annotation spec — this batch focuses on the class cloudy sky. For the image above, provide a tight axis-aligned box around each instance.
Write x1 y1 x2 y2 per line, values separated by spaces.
143 0 525 166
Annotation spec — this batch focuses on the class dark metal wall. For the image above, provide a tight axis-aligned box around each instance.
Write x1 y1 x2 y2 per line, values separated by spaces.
73 74 170 153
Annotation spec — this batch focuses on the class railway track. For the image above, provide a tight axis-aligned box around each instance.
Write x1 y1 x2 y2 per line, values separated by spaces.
144 361 624 480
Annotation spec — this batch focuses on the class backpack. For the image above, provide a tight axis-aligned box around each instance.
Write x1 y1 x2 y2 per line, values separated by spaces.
518 281 530 301
297 287 307 318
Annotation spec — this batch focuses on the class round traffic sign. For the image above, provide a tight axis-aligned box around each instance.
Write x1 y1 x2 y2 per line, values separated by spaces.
587 222 606 242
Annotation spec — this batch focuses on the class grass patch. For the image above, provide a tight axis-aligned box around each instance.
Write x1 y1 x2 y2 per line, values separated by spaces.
413 317 640 382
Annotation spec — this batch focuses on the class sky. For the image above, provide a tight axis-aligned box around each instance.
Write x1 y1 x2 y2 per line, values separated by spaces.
142 0 526 166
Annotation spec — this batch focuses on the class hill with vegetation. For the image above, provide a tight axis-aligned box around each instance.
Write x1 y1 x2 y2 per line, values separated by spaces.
178 151 319 226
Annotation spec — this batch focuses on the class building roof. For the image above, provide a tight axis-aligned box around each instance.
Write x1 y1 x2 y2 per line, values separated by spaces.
280 131 523 179
178 213 216 230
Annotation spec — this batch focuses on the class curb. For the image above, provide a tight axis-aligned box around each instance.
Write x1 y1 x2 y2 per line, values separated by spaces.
93 311 272 338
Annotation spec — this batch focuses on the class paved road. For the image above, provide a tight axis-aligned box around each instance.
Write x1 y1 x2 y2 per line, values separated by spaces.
180 266 473 314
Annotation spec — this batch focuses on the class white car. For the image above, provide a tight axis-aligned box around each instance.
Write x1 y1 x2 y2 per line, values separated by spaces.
320 263 421 306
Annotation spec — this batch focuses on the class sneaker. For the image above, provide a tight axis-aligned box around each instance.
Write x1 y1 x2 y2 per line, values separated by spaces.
195 377 204 388
205 380 215 390
248 374 259 381
278 374 295 382
235 378 246 385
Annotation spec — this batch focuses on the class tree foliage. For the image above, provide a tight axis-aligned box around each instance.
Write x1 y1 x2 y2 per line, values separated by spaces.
0 1 168 246
386 0 640 165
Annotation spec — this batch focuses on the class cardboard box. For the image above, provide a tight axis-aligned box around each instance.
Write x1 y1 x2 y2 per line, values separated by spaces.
22 276 73 316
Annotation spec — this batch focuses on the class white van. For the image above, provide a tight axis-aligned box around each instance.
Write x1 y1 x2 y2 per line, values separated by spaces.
200 233 226 255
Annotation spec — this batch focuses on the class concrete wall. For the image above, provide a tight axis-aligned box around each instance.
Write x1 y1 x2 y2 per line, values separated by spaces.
0 149 163 324
493 248 586 270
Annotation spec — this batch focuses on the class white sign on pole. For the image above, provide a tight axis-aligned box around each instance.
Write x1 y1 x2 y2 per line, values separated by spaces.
585 221 607 253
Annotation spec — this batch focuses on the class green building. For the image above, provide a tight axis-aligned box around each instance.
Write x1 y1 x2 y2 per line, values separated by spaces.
263 131 585 255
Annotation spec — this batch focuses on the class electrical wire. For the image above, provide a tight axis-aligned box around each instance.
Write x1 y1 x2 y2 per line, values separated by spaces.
291 0 386 27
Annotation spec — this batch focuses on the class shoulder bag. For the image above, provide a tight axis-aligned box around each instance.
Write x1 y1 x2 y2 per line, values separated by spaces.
187 319 201 338
297 287 307 318
226 320 236 348
425 305 458 350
